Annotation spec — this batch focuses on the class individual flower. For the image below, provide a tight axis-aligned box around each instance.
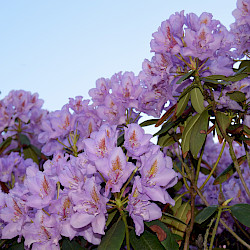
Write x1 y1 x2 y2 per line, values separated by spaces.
23 209 61 250
124 123 152 158
127 176 162 236
0 192 30 239
49 191 77 240
95 147 135 196
70 177 108 237
140 150 177 205
83 124 117 162
24 166 56 209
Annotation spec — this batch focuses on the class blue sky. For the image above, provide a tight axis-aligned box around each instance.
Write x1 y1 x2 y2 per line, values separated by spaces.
0 0 236 111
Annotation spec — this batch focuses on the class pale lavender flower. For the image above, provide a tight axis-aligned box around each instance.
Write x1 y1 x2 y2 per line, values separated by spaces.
140 150 177 205
83 124 117 162
89 77 111 106
0 193 30 239
70 177 108 236
49 191 77 240
58 160 84 192
24 166 56 209
23 210 61 250
127 176 162 236
124 123 152 158
95 147 135 196
232 0 250 26
111 71 142 109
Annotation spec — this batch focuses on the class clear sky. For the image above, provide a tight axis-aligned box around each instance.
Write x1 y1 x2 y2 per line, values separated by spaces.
0 0 236 111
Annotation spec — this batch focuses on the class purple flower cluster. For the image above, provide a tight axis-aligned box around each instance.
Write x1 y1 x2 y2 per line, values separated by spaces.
0 123 177 248
0 1 249 247
0 90 47 149
230 0 250 57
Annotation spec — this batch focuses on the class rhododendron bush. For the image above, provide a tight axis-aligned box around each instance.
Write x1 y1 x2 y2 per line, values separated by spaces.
0 0 250 249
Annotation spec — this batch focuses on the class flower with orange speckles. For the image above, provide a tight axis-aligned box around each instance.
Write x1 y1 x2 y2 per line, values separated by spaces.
24 165 56 209
95 147 135 196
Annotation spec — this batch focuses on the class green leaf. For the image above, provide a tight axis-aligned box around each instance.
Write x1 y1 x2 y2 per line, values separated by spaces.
30 144 42 157
190 87 204 114
106 210 117 227
178 84 198 100
190 110 209 158
195 205 218 224
140 119 158 127
202 71 248 82
230 204 250 227
0 137 12 155
226 91 246 103
154 120 176 137
8 242 25 250
200 167 211 175
23 146 39 164
244 124 250 136
176 92 190 117
17 133 30 146
202 74 228 80
158 133 181 148
226 73 248 82
161 212 187 226
130 229 165 250
117 134 124 147
171 202 191 238
145 220 179 250
213 155 246 185
98 219 125 250
238 60 250 73
215 111 231 138
181 113 200 158
61 238 84 250
176 70 194 84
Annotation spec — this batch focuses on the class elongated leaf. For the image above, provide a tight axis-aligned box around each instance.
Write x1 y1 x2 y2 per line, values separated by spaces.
215 111 231 139
176 70 194 84
230 204 250 227
106 210 117 227
8 242 25 250
200 167 210 175
226 73 248 82
244 124 250 137
234 65 248 75
117 134 124 147
130 229 165 250
213 155 246 185
30 144 42 157
61 238 84 250
18 133 30 146
98 219 125 250
23 146 39 164
176 92 190 117
158 133 181 148
0 137 12 155
154 120 176 137
190 110 209 158
145 220 179 250
161 212 187 226
238 60 250 73
178 85 197 100
190 87 204 114
171 202 191 238
202 71 248 81
195 205 218 224
155 104 176 127
226 91 246 103
181 113 200 158
140 119 158 127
